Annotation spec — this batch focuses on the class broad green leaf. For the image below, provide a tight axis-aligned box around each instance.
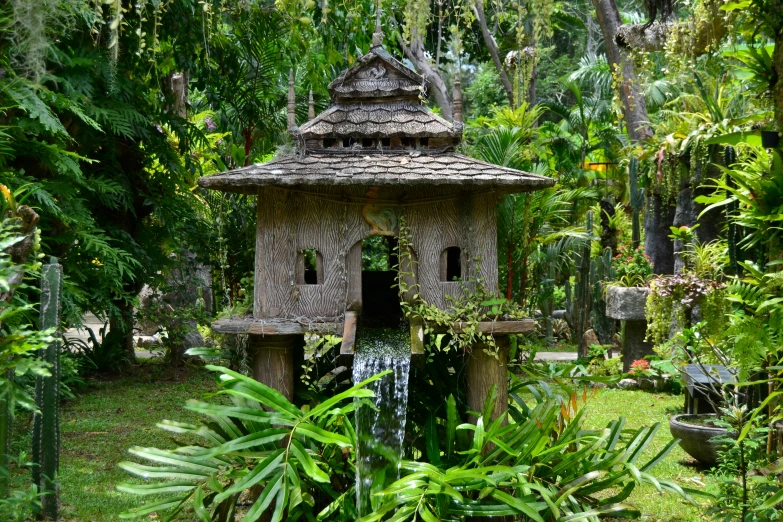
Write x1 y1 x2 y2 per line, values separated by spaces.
491 490 545 522
206 365 302 418
118 461 211 481
242 470 284 522
214 448 285 503
290 439 330 483
118 495 189 518
446 394 458 458
117 481 196 496
295 422 352 447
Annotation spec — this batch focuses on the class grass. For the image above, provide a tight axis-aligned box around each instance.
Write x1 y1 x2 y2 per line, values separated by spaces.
46 361 710 521
581 388 709 522
58 361 220 521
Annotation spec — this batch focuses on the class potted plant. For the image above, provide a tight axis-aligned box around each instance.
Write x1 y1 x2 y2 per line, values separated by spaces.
660 325 738 467
669 413 728 467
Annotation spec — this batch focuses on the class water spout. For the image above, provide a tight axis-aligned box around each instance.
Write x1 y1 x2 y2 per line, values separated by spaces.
352 328 411 517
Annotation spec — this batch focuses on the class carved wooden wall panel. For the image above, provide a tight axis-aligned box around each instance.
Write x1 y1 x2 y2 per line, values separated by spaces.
255 186 499 319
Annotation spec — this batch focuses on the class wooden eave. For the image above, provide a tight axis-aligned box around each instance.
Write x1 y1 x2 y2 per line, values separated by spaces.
211 316 535 337
197 151 555 194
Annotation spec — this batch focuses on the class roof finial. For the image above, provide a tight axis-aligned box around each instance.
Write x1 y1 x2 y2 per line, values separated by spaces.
371 3 383 47
453 77 463 124
287 68 297 132
308 89 315 120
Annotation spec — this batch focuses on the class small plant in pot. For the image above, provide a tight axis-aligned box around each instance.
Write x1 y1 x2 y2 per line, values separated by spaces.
657 324 741 467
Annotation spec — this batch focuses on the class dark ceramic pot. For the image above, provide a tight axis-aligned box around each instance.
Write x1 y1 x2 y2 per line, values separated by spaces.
669 414 727 468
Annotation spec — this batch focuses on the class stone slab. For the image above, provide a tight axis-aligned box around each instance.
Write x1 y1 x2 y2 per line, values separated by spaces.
606 286 649 321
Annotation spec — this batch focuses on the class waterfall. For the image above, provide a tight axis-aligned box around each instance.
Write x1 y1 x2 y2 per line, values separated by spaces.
352 328 411 517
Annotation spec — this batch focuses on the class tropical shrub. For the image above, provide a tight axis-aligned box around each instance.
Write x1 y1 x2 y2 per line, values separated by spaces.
611 246 654 287
363 382 694 521
117 366 695 521
645 273 729 347
117 363 383 521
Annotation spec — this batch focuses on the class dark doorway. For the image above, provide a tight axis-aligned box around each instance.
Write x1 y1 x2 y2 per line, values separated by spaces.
360 236 403 328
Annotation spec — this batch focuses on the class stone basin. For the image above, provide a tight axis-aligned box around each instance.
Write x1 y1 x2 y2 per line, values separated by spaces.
669 414 728 468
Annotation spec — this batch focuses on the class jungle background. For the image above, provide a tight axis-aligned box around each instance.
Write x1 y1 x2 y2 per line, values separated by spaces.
1 0 782 520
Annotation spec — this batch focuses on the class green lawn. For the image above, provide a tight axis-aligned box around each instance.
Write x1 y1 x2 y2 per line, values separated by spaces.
59 362 220 521
581 388 709 522
55 362 709 521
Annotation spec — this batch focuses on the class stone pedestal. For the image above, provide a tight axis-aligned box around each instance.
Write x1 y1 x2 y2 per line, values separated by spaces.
605 287 653 373
249 334 298 402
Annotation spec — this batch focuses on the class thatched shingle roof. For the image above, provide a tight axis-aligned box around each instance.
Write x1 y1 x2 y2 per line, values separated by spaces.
198 150 554 193
299 102 458 139
198 41 554 194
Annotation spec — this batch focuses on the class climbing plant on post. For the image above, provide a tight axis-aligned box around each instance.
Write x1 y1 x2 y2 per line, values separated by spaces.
629 158 644 249
33 258 62 520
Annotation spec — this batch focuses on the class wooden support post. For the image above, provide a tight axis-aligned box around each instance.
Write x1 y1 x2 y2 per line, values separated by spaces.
465 338 513 522
465 335 510 423
339 311 358 366
249 335 297 402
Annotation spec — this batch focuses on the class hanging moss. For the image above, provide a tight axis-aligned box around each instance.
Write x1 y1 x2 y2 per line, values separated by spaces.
645 273 729 346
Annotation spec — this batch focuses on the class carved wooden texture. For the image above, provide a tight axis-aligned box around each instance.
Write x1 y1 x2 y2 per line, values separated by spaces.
465 336 510 423
250 335 298 402
255 186 499 319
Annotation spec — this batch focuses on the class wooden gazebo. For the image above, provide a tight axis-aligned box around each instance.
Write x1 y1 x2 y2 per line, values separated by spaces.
198 27 553 416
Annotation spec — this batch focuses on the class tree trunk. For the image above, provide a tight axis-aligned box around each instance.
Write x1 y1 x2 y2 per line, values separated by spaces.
472 0 515 106
110 293 138 362
774 25 783 133
397 33 453 121
591 0 652 141
615 0 729 57
527 57 538 106
644 194 676 274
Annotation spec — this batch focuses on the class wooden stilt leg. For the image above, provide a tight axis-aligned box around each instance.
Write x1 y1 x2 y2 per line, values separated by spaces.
465 335 514 522
249 334 297 402
466 335 510 422
248 334 297 522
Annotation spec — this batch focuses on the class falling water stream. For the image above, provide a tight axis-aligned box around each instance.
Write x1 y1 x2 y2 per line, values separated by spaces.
352 328 411 517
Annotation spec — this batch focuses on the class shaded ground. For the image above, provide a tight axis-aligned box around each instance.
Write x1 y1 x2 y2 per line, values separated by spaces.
54 361 707 521
58 362 218 521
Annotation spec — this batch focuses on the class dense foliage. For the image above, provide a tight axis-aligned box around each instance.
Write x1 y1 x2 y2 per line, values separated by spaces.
0 0 782 519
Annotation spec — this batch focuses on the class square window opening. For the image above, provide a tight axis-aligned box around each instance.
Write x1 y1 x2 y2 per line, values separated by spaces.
440 246 461 282
297 249 323 285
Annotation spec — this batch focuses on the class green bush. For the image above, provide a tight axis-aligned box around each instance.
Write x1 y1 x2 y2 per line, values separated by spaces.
363 383 694 521
117 365 695 521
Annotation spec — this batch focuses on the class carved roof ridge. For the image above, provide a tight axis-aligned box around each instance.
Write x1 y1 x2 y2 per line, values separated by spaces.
327 46 423 99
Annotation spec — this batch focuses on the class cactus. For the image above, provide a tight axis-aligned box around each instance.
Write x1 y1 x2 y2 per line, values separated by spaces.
33 258 62 520
574 211 593 357
0 370 9 498
590 248 615 345
724 146 741 276
629 158 644 250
